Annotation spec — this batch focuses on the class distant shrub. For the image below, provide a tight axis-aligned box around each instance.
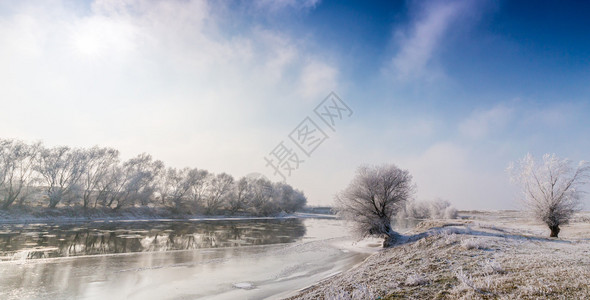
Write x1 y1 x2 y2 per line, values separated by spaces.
398 199 458 219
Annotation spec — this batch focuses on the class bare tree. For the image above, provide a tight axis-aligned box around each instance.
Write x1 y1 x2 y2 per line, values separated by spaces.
288 190 307 213
228 177 252 214
273 182 307 213
94 162 120 208
205 173 234 214
156 167 180 208
36 146 86 208
334 164 414 247
80 147 119 209
98 154 163 210
187 169 211 213
112 153 164 210
0 140 41 209
249 177 275 216
509 153 590 237
157 167 196 212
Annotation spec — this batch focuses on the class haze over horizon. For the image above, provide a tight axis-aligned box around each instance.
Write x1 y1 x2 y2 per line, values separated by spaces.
1 0 589 210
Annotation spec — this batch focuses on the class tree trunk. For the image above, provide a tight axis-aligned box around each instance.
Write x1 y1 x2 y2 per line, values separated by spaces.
1 192 18 210
83 195 90 209
1 194 16 210
382 234 395 248
382 221 397 247
549 225 560 238
1 200 10 210
49 197 59 208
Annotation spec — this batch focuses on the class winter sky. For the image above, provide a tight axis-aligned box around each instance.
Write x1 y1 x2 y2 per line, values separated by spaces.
1 0 589 209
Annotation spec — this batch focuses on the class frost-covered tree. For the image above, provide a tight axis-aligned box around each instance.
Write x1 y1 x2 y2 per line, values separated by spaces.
187 169 211 213
335 164 414 247
204 173 234 214
94 162 120 208
509 153 590 237
80 147 119 209
156 167 192 211
0 140 41 209
36 146 87 208
249 177 276 216
120 153 164 209
273 182 307 213
102 154 163 210
228 177 252 214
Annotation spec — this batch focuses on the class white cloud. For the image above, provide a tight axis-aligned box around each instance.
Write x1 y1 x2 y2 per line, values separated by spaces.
388 0 471 82
0 0 339 176
298 60 338 100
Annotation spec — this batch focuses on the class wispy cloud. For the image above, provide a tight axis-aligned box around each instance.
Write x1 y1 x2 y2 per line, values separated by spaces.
253 0 321 12
458 100 586 140
388 0 472 82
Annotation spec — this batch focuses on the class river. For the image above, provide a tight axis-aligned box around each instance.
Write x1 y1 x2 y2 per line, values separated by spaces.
0 218 376 299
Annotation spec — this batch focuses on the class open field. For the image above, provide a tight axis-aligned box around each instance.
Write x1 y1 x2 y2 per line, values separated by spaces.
287 211 590 299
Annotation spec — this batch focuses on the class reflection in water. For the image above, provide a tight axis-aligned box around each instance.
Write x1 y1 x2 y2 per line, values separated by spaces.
0 219 306 261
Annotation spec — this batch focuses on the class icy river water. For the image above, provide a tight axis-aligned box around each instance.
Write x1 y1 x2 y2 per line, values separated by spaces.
0 217 379 299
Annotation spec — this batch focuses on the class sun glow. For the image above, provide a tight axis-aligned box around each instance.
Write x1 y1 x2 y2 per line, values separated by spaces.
70 17 137 60
73 33 103 58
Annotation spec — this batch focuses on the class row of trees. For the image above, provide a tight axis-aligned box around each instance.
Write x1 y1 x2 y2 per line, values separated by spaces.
0 139 306 215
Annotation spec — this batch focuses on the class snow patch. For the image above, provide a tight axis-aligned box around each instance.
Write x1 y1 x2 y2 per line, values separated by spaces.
233 282 255 289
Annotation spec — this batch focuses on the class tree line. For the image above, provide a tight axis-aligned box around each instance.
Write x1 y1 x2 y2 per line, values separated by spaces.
0 139 306 215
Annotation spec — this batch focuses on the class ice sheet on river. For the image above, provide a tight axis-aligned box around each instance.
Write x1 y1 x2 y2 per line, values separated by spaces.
0 232 373 299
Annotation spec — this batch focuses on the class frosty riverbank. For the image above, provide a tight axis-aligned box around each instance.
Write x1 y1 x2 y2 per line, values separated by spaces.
288 211 590 299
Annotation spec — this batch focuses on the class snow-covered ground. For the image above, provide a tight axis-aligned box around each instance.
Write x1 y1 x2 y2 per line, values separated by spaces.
287 211 590 299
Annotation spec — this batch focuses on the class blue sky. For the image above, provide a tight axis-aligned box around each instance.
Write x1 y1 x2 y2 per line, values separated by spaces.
1 0 589 209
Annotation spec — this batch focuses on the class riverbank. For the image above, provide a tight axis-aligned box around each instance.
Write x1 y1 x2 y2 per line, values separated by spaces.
287 211 590 299
0 206 335 225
